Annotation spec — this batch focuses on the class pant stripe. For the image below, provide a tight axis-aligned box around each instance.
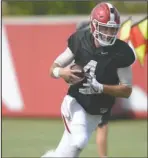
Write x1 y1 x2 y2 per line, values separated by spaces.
62 115 71 134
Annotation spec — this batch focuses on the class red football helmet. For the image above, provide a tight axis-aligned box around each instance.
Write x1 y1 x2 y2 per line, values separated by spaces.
90 2 120 46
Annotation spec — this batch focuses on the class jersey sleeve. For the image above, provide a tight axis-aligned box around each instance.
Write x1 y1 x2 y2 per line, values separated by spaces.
117 66 132 87
54 47 74 67
67 32 80 56
115 42 136 68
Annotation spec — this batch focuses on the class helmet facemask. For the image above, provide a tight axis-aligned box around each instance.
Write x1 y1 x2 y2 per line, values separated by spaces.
92 19 120 46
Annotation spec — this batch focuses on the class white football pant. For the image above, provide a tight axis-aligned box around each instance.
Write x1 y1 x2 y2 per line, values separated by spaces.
42 95 102 157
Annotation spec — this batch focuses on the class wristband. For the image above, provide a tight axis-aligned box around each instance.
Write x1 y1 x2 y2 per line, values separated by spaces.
52 67 61 78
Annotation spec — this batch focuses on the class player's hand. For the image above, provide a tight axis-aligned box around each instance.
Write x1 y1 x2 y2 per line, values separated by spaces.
79 75 104 94
59 65 84 85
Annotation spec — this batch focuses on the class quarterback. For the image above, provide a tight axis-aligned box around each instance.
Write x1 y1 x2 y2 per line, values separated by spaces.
41 2 135 157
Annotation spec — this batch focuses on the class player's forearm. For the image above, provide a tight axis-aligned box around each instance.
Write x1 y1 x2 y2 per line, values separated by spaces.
103 84 132 98
50 47 75 78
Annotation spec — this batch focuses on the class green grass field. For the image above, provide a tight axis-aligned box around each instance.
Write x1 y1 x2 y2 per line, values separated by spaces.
2 118 147 157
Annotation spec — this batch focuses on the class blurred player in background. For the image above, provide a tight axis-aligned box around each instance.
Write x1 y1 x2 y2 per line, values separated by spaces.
41 2 135 157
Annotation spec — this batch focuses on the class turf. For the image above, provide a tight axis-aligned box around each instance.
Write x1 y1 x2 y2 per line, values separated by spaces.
2 118 147 157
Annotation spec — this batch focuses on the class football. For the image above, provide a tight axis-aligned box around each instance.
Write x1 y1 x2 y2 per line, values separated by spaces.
70 64 85 78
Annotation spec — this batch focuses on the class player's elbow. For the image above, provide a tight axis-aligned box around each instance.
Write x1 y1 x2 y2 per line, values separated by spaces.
122 86 132 98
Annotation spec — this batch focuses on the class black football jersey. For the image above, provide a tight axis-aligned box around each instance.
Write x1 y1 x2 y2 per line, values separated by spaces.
67 28 135 115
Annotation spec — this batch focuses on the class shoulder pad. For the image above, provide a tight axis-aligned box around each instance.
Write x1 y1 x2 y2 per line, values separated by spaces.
76 21 90 31
114 40 136 68
67 29 87 55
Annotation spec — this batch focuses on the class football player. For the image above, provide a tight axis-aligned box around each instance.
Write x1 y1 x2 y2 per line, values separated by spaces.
76 20 110 158
41 2 135 157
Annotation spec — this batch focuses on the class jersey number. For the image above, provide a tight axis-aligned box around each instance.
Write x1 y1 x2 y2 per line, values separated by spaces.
79 60 97 93
83 60 97 77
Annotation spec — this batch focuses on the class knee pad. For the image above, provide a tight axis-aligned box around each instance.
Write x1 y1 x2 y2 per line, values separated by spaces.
71 134 88 149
